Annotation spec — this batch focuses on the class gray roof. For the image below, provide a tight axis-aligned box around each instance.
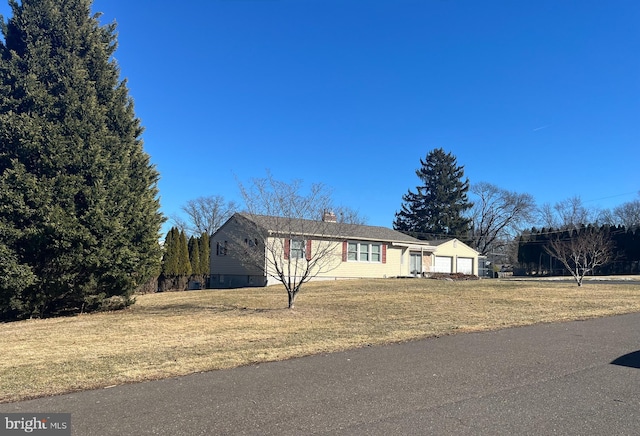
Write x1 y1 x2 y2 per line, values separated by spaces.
236 213 433 246
425 239 454 246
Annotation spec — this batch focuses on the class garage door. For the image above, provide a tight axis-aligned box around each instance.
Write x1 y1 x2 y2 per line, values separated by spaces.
434 256 452 273
457 257 473 275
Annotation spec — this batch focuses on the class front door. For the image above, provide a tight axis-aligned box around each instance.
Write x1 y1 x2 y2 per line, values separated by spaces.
410 253 422 276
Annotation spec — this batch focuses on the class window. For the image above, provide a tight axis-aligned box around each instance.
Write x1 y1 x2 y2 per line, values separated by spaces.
285 239 311 260
359 244 369 261
371 244 381 262
348 243 358 261
290 239 305 259
216 241 228 256
347 242 382 263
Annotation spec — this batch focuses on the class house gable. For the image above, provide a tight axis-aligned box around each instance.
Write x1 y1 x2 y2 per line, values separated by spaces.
427 239 479 275
209 214 268 288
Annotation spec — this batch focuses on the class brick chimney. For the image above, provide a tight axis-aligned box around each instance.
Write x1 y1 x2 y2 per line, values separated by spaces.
322 210 337 222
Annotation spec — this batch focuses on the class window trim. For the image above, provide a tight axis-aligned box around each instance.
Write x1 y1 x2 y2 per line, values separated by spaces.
290 239 305 260
284 238 311 261
346 241 383 263
216 241 228 256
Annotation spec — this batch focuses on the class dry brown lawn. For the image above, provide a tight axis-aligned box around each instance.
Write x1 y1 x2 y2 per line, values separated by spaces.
2 278 640 403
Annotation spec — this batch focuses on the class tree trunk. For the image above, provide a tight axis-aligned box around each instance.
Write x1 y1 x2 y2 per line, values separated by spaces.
288 290 297 309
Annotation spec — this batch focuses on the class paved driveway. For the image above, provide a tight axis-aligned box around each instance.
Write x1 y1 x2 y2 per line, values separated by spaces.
2 313 639 435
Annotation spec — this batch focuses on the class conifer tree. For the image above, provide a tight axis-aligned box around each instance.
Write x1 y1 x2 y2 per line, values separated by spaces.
161 228 178 276
394 148 472 239
0 239 35 318
178 230 192 276
0 0 164 319
198 232 210 276
161 227 192 277
188 236 201 275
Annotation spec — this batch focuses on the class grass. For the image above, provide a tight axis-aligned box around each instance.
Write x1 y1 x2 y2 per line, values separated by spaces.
2 278 640 403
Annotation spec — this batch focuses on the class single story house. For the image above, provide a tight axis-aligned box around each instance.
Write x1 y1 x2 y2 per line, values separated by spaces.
209 212 479 288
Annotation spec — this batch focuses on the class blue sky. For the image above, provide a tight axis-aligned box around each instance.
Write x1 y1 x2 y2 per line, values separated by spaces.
2 0 638 234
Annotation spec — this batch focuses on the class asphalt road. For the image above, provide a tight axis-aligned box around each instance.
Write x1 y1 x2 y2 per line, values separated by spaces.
2 313 640 435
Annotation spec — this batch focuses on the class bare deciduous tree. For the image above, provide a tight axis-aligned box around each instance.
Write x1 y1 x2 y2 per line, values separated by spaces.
174 195 238 236
333 205 367 225
612 199 640 229
468 182 536 256
169 214 188 234
539 196 596 229
544 227 614 286
236 175 345 308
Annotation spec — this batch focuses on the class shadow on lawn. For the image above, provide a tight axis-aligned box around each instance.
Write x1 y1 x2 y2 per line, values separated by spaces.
611 350 640 369
138 304 279 315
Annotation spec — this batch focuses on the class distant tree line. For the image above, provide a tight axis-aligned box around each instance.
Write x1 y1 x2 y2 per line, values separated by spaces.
517 225 640 276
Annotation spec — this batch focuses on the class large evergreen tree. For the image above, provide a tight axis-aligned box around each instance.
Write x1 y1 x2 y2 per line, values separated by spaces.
0 0 164 319
394 148 472 239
